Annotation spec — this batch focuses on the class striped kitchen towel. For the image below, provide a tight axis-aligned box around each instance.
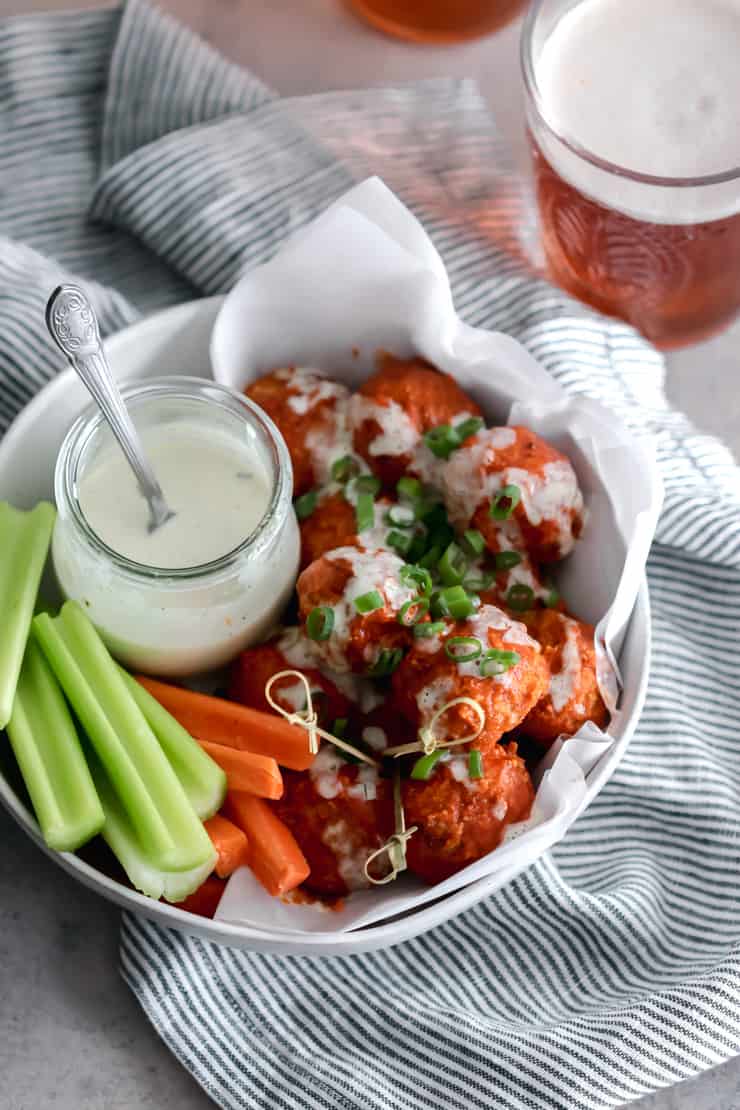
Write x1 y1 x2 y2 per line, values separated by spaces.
1 2 740 1108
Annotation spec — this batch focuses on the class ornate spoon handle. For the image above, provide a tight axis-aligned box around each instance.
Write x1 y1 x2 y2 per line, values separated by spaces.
45 284 174 534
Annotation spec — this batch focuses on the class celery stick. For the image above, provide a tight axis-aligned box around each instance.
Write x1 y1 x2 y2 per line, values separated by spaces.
118 668 226 821
6 636 104 852
88 749 216 902
0 501 56 729
33 602 213 873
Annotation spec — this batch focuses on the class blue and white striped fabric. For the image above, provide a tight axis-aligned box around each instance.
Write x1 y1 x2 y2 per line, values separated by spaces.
2 3 740 1108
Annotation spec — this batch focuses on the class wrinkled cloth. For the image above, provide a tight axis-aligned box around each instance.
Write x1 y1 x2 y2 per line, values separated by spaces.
1 3 739 1108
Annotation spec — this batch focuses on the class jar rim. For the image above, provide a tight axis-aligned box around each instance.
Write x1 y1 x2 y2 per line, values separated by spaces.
54 376 294 582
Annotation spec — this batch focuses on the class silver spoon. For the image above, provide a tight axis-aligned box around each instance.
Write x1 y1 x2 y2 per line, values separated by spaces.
45 284 175 534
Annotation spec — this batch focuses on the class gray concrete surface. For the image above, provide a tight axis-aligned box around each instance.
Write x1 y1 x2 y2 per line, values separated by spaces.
1 2 739 1108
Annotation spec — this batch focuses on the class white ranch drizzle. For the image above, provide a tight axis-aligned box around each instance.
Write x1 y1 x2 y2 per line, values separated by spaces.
416 675 454 719
444 751 479 793
348 395 419 458
361 726 388 752
346 763 380 801
452 605 538 681
276 367 349 415
549 617 583 712
321 819 376 891
309 546 415 673
492 798 508 822
276 627 385 712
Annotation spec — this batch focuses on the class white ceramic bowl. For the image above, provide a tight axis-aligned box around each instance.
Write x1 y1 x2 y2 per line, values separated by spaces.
0 298 651 954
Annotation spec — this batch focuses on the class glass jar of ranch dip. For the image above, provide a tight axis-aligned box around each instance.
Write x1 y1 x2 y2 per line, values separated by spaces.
52 377 300 676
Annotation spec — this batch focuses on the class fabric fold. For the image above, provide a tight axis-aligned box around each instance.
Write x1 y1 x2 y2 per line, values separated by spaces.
1 3 740 1109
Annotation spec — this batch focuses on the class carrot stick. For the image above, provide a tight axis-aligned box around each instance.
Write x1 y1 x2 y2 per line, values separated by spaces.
204 814 249 878
196 740 283 800
135 676 314 771
174 876 226 918
224 792 310 896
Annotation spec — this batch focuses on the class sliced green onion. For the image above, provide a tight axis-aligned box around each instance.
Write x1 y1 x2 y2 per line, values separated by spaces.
461 529 485 557
490 484 521 521
439 542 468 587
406 532 428 564
397 476 423 502
355 492 375 532
468 749 484 780
479 648 521 676
386 503 416 528
307 606 334 640
355 474 382 496
544 582 561 609
423 424 458 459
506 583 535 611
454 416 484 443
368 648 403 677
463 571 495 593
398 597 430 627
420 502 449 528
355 590 384 614
400 564 433 596
418 544 443 570
414 620 446 639
294 489 318 521
331 455 360 484
410 750 445 781
495 549 523 570
333 717 348 738
444 636 482 663
431 585 476 621
386 529 413 556
428 523 455 553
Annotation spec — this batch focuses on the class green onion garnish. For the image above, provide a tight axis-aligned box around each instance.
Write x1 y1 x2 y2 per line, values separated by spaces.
406 532 428 564
306 606 335 640
420 502 449 529
453 416 484 443
355 492 375 533
506 584 535 611
400 564 433 596
368 648 403 677
431 585 476 621
333 717 348 738
413 620 446 639
294 490 318 521
495 550 523 571
331 455 360 484
490 484 521 521
423 424 458 459
463 571 494 593
444 636 482 663
386 529 413 556
410 750 444 781
386 504 416 528
544 582 560 609
468 749 484 779
479 648 520 676
418 545 443 570
438 542 468 587
355 475 382 496
398 598 430 627
354 590 383 614
396 476 423 502
461 529 485 557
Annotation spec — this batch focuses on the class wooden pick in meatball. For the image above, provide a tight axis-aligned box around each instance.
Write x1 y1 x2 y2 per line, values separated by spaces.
520 609 609 747
391 604 549 744
403 740 534 884
349 355 482 488
245 367 352 497
442 426 585 564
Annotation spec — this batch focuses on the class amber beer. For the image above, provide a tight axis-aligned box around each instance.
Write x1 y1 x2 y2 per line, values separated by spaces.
522 0 740 349
346 0 527 43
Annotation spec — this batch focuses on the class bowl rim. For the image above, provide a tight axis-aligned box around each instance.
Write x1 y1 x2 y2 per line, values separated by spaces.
0 297 652 954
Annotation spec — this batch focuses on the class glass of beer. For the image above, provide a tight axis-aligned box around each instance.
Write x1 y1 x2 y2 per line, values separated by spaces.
346 0 527 44
521 0 740 348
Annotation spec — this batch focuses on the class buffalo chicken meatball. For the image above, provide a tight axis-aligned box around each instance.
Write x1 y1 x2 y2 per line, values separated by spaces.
297 547 415 674
349 355 482 488
520 609 609 746
442 426 584 564
245 367 352 496
274 751 394 895
391 605 549 744
403 740 534 884
299 494 418 569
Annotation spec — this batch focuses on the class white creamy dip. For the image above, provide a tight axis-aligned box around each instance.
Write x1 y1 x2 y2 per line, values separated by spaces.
78 423 272 569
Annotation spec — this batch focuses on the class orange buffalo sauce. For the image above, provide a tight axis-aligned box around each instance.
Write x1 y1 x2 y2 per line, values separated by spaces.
345 0 526 43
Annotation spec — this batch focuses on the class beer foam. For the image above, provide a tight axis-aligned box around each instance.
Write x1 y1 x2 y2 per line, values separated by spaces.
533 0 740 224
